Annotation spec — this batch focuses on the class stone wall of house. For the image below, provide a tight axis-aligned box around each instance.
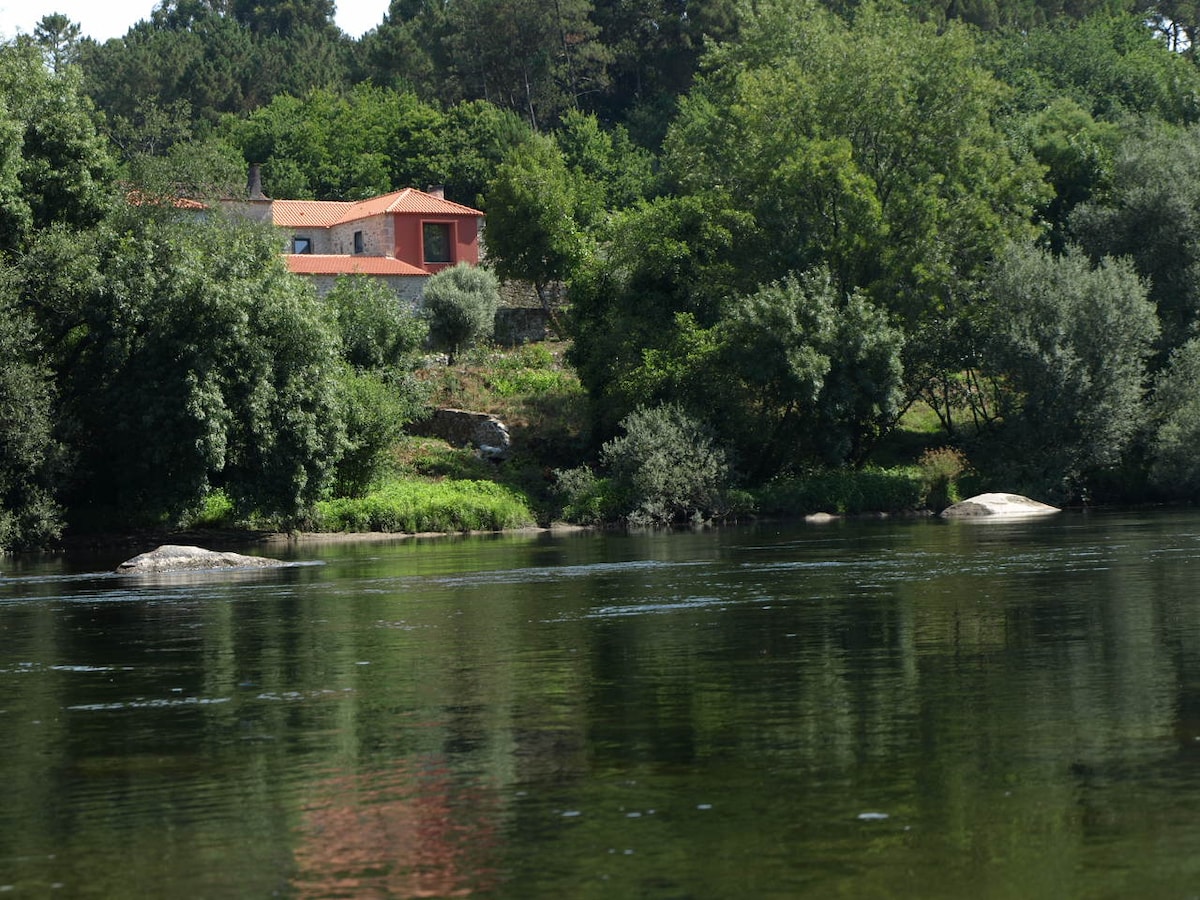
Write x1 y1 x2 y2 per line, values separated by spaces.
306 274 426 305
494 307 551 345
329 215 394 257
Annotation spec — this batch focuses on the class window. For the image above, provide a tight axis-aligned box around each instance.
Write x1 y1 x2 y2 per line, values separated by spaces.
422 222 452 263
292 236 312 254
353 230 364 254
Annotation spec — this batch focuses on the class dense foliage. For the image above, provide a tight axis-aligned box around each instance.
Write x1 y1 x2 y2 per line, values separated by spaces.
10 0 1200 544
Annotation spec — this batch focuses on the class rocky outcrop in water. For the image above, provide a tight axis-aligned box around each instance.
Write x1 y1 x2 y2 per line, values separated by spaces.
116 544 288 574
940 493 1060 519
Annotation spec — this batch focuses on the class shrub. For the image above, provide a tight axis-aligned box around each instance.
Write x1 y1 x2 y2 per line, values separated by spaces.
422 264 500 362
755 469 925 516
333 369 430 498
553 466 619 525
600 403 730 526
325 275 427 371
917 446 970 511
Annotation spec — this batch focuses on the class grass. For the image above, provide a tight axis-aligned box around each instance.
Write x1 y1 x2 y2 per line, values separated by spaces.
314 478 536 533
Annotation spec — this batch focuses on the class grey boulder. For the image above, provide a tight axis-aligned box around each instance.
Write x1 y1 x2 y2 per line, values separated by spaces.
116 544 288 574
941 493 1060 519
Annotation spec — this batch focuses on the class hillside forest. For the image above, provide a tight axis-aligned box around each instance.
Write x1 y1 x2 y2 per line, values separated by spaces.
5 0 1200 548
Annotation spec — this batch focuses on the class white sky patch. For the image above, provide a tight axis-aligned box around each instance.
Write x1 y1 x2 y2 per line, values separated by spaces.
0 0 390 44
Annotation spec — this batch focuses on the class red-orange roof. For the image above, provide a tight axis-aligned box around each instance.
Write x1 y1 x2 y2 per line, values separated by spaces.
273 188 482 229
285 255 429 276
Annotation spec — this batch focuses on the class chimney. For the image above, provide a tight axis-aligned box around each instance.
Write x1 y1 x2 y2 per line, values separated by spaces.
247 163 266 200
426 184 445 200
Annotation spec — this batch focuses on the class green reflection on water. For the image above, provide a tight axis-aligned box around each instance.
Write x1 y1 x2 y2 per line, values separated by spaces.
3 513 1200 898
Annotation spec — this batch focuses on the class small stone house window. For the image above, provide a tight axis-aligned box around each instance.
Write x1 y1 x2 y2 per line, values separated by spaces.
353 230 364 254
422 222 452 263
292 236 313 254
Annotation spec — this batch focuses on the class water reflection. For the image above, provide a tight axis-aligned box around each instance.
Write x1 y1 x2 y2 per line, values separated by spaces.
292 759 499 899
4 513 1200 897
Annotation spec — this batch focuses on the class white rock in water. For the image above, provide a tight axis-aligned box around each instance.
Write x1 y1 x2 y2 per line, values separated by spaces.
116 544 287 574
940 492 1060 519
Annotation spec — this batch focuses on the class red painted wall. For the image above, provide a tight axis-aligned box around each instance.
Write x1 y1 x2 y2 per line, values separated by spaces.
391 214 480 274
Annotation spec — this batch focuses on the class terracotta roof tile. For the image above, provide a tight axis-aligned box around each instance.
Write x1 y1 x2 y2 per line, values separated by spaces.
272 189 482 229
285 254 429 276
273 200 352 228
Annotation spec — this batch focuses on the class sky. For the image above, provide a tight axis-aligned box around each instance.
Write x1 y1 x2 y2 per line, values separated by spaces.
0 0 392 43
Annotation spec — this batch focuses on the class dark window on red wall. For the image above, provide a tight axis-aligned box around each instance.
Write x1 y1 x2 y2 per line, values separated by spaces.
423 222 452 263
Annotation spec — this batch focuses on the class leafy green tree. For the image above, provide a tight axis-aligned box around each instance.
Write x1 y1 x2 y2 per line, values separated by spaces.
713 271 906 474
1022 98 1122 251
567 190 754 432
555 110 655 218
485 134 593 313
0 278 63 550
1070 124 1200 354
422 263 500 362
0 41 114 253
986 13 1200 125
227 86 514 202
665 0 1047 326
1147 338 1200 497
976 244 1159 499
19 210 345 525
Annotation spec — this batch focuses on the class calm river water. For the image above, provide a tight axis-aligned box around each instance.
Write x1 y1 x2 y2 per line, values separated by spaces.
3 511 1200 898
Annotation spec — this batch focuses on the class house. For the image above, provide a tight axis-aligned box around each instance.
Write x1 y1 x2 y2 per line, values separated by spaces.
222 175 485 302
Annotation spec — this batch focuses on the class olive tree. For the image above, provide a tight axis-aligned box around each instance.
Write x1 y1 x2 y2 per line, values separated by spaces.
421 263 500 362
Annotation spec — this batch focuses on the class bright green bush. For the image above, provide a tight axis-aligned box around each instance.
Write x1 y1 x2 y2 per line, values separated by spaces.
314 478 535 533
333 369 430 498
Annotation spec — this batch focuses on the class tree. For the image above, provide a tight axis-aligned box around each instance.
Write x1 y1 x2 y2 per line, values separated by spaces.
0 277 63 550
19 210 346 525
1147 338 1200 498
441 0 609 129
714 271 906 474
485 134 592 315
0 41 114 253
663 0 1047 326
33 13 82 73
1070 124 1200 355
567 190 754 434
975 244 1159 499
421 263 500 362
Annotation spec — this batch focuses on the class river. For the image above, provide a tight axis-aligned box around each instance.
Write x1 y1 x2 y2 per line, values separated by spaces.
2 510 1200 898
